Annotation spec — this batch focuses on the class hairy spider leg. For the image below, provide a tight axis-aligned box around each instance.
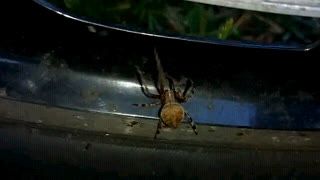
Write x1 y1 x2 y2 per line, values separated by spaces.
135 66 160 99
154 48 167 95
170 78 194 103
166 75 178 90
183 79 195 100
166 75 188 103
133 101 161 107
185 111 198 135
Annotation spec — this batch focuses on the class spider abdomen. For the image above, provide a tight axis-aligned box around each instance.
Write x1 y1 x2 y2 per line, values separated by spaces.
160 103 184 128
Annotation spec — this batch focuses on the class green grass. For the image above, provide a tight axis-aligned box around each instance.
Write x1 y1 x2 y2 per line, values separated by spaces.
48 0 320 45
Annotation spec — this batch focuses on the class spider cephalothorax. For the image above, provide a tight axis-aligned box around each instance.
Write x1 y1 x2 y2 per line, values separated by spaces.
133 48 197 139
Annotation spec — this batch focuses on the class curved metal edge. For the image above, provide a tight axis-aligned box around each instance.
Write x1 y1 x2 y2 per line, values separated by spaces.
187 0 320 18
32 0 315 51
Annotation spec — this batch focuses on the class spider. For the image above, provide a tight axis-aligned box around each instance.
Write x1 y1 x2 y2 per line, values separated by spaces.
133 48 197 139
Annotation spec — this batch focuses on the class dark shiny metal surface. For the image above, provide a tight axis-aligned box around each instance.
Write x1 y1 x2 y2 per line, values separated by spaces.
1 52 320 130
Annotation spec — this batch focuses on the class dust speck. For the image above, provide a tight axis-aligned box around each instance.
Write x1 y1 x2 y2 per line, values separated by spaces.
208 126 217 132
84 143 91 150
272 136 280 143
74 115 85 120
163 128 172 132
288 136 298 143
304 138 311 141
87 26 96 33
36 120 42 123
127 121 139 127
112 104 118 112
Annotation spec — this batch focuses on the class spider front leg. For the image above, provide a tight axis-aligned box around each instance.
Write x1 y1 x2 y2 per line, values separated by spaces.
183 79 195 100
174 78 195 103
133 101 161 107
185 111 198 135
135 66 160 99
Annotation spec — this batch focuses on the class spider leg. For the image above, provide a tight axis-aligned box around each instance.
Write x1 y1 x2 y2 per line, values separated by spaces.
135 66 160 99
185 111 198 135
172 78 194 103
133 101 161 107
183 79 195 100
154 49 166 95
156 76 165 95
166 75 185 97
166 75 177 90
153 118 162 139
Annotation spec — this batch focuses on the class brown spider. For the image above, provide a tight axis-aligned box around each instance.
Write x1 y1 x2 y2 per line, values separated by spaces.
133 49 197 139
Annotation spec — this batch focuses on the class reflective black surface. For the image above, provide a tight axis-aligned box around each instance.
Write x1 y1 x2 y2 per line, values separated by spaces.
1 1 320 130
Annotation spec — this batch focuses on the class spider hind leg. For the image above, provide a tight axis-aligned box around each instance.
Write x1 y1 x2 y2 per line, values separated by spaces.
185 111 198 135
154 118 162 139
